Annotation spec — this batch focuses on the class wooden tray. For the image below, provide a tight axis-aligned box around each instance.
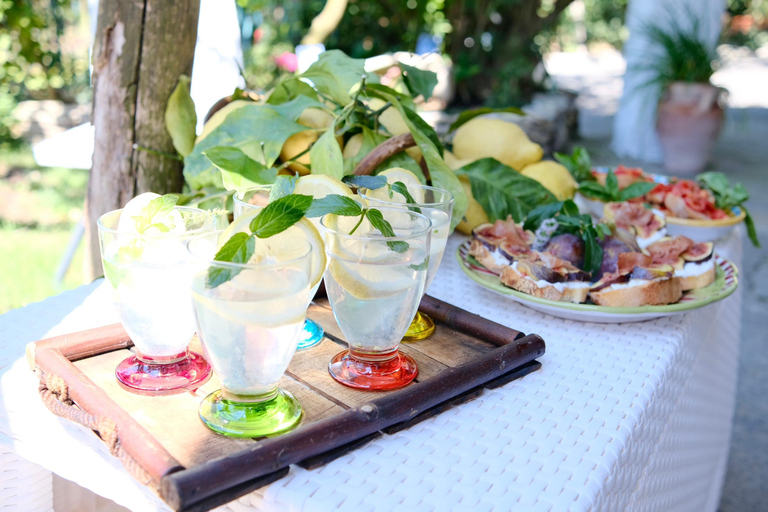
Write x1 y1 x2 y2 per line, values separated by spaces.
27 295 545 512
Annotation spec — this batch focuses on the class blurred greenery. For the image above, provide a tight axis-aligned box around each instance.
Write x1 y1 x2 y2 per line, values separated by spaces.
724 0 768 49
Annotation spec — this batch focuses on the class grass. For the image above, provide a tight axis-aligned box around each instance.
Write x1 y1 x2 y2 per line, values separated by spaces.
0 144 88 313
0 225 85 313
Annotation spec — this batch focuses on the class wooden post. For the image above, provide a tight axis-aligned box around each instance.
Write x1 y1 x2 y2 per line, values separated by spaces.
84 0 200 281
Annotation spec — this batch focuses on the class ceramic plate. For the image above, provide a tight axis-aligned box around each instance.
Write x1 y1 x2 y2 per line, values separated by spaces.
456 241 739 323
579 167 744 243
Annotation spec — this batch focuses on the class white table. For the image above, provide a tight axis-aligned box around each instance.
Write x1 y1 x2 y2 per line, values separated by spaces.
0 230 742 512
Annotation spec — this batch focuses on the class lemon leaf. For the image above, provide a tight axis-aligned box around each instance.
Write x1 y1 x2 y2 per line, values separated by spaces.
399 62 438 101
309 125 344 179
165 75 197 157
448 106 525 133
270 175 299 201
204 146 277 193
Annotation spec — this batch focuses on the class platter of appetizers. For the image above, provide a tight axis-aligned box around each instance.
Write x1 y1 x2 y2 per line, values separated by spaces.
456 205 739 323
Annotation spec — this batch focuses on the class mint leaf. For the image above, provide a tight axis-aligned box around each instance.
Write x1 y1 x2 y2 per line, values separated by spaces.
204 146 277 193
206 232 255 288
399 62 438 101
249 194 313 238
366 208 408 253
390 181 422 214
342 174 388 190
270 175 298 201
305 194 363 218
133 194 179 233
408 258 429 271
618 181 656 202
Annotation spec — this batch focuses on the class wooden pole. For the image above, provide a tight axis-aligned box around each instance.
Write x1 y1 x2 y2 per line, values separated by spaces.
84 0 200 281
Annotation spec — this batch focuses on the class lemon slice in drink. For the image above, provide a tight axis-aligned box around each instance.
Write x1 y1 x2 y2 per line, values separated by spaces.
219 211 326 290
365 167 425 204
328 258 418 300
118 192 185 234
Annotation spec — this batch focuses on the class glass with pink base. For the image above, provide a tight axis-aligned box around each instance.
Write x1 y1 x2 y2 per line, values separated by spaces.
97 205 216 395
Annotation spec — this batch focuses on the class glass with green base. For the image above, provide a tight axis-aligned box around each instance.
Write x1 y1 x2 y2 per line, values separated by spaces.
361 184 454 341
188 231 313 437
234 186 325 350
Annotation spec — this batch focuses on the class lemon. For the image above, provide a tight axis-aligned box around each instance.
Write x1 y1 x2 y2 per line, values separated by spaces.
293 174 360 237
452 117 543 171
443 149 474 171
520 161 578 200
365 167 426 204
367 98 422 162
219 211 326 290
327 258 417 300
280 108 343 175
118 192 185 234
342 133 364 160
455 175 490 235
196 100 252 144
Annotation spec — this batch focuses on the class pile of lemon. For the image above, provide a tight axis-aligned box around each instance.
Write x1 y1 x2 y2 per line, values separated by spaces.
444 117 577 234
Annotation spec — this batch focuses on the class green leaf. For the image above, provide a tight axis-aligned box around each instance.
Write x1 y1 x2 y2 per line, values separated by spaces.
366 208 408 253
455 158 557 223
399 62 438 101
582 228 603 276
375 148 427 183
309 126 344 179
267 94 329 121
523 201 563 231
305 194 363 218
269 175 298 201
343 127 387 176
133 194 179 233
578 181 613 202
249 194 313 238
165 75 197 157
366 86 467 230
267 77 320 105
390 181 422 214
408 258 430 271
300 50 376 105
364 83 416 111
184 104 307 190
342 174 388 190
744 207 761 248
174 191 205 206
203 146 277 193
618 181 657 201
206 232 255 288
402 106 443 158
605 171 619 199
448 107 525 132
555 146 594 183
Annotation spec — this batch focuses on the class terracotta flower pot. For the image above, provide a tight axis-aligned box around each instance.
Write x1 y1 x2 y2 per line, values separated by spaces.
656 82 724 176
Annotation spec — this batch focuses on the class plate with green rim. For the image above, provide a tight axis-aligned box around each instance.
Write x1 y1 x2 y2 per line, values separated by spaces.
456 241 739 323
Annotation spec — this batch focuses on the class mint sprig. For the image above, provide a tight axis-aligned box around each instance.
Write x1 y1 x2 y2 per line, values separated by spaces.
131 194 179 233
389 181 422 214
365 208 409 253
341 174 388 190
206 232 255 288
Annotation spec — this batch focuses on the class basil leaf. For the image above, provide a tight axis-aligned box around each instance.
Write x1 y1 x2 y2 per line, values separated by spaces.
555 146 594 183
618 181 656 202
399 62 438 101
309 126 344 179
366 208 408 253
305 194 363 218
270 175 298 201
578 181 613 202
562 199 580 217
455 158 557 223
249 194 314 238
582 228 603 276
697 172 730 195
204 146 277 193
605 171 619 199
342 174 388 190
165 75 197 157
206 232 255 288
744 207 761 248
448 106 525 132
390 181 422 214
523 201 563 231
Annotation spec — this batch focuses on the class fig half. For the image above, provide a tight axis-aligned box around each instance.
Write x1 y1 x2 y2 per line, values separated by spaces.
681 242 714 262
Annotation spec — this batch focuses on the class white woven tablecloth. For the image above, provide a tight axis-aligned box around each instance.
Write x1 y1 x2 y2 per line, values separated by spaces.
0 229 743 512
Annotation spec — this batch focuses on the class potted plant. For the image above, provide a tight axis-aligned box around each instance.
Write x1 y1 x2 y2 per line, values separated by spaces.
637 18 726 175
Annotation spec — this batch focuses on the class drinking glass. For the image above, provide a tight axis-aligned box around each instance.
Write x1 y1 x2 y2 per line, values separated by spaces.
188 231 312 437
97 207 216 394
234 186 324 349
361 185 454 341
320 208 431 390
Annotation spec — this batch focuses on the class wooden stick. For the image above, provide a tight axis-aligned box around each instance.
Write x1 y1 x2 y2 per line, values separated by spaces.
34 347 183 485
419 295 524 345
161 333 544 510
27 323 133 370
354 133 416 175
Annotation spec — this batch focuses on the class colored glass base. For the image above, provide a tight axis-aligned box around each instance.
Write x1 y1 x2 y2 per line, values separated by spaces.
297 319 324 350
328 349 418 390
199 388 302 438
402 311 436 342
115 350 212 395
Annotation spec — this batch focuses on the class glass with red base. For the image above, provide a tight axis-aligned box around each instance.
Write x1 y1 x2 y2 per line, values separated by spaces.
320 208 431 390
98 206 216 395
361 184 454 342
